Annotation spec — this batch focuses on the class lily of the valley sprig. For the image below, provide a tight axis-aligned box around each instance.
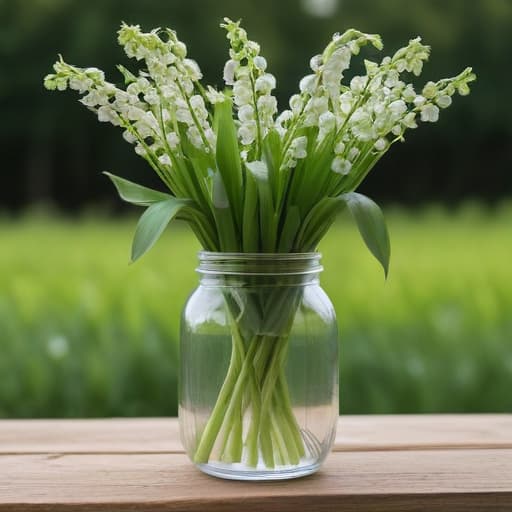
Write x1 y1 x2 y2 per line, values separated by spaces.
44 19 475 271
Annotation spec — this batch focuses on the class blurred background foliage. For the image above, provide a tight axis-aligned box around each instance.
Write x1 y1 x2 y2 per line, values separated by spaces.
1 0 511 209
0 0 511 417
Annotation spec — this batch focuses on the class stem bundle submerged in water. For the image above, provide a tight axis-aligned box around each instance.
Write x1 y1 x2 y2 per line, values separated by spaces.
193 285 304 467
44 18 475 470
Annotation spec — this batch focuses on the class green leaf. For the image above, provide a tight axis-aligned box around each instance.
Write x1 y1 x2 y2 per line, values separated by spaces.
293 131 335 216
339 192 390 277
242 169 260 252
211 171 239 252
278 206 301 252
104 172 171 206
262 129 282 201
295 197 340 251
214 99 243 225
246 160 276 252
131 198 191 262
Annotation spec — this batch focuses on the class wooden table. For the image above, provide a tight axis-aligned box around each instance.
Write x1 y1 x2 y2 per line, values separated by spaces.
1 415 511 511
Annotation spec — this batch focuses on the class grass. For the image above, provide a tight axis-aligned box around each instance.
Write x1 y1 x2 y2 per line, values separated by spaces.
1 203 511 418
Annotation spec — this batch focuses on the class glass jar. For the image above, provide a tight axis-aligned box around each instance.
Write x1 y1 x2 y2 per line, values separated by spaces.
179 252 338 480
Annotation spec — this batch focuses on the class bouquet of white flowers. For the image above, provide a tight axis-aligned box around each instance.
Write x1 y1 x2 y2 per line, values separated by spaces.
45 19 475 475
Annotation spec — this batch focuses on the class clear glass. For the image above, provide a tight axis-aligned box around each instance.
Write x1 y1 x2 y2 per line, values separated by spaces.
179 252 338 480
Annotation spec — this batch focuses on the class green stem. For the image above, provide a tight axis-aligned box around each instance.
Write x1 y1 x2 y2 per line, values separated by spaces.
245 365 262 467
193 287 306 468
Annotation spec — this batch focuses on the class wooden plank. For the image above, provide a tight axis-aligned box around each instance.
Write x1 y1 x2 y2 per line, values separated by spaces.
0 418 182 454
335 414 512 451
1 415 511 454
1 450 511 511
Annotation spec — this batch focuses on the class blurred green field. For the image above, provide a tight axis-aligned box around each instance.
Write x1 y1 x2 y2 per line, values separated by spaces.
1 205 511 418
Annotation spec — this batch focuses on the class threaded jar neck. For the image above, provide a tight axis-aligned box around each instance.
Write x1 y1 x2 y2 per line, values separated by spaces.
196 252 323 286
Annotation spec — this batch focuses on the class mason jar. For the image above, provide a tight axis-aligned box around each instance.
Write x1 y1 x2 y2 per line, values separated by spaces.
179 252 338 480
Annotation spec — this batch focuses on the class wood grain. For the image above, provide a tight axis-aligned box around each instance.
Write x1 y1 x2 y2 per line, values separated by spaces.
1 415 511 511
2 414 512 454
1 450 511 511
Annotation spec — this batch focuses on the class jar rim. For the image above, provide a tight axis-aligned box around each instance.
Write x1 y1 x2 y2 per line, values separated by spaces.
196 251 323 276
198 251 322 260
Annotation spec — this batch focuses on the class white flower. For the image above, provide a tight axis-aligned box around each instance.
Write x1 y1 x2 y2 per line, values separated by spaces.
299 74 317 94
223 59 238 85
233 79 252 106
166 132 180 148
422 81 438 99
158 154 172 166
69 76 92 93
142 111 159 131
134 144 146 156
239 120 257 145
289 94 303 114
309 54 323 72
350 75 368 93
133 120 153 138
159 84 177 99
255 73 276 94
350 108 374 141
143 89 159 105
318 111 336 140
339 91 354 115
289 136 308 159
176 105 193 124
84 67 104 81
126 106 147 122
186 126 203 148
374 138 388 151
413 95 426 107
402 85 416 103
122 130 137 144
256 95 277 116
97 106 120 125
402 112 418 129
331 156 352 175
205 86 226 104
348 147 360 160
238 104 255 123
204 128 216 147
275 110 293 137
190 95 207 118
388 100 407 117
436 95 452 108
173 41 187 58
420 104 440 122
334 141 345 154
253 56 267 71
80 89 109 107
323 46 351 97
384 70 400 88
183 59 202 81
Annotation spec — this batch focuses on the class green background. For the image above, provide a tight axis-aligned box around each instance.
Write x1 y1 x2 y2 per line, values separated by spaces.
0 0 511 417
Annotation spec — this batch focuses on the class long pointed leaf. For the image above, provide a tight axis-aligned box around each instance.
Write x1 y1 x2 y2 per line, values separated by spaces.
131 198 191 262
212 171 239 252
295 197 341 251
104 172 171 206
242 169 260 252
214 99 243 226
278 206 301 252
339 192 390 277
246 160 276 252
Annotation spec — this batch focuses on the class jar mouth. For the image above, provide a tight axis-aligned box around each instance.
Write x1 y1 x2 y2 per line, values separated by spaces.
197 251 323 276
